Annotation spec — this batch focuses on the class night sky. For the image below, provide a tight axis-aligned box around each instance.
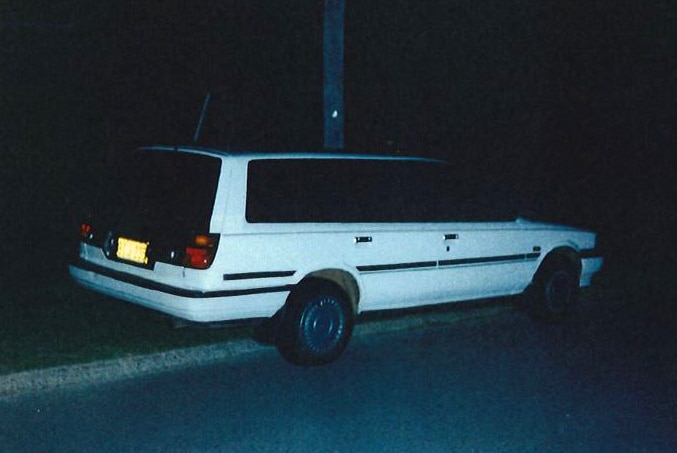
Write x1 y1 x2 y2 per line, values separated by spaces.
1 1 675 296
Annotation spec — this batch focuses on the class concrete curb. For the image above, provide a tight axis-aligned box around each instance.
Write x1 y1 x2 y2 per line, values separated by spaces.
0 303 511 400
0 340 265 400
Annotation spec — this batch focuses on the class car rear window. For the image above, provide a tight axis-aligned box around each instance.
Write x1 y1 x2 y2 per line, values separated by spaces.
93 150 221 238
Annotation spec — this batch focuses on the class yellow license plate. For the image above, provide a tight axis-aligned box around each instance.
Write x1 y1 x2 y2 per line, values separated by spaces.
116 237 149 265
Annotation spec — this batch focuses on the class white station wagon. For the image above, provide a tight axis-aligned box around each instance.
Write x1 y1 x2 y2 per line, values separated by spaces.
70 146 603 365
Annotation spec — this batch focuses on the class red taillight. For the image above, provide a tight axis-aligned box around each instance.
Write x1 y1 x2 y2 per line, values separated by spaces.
80 223 91 235
183 234 219 269
80 222 93 241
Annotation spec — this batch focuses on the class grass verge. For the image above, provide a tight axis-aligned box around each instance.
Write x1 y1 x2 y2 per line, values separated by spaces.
0 282 256 375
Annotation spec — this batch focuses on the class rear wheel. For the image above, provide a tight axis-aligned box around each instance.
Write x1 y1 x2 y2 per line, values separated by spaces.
530 257 579 322
277 279 355 366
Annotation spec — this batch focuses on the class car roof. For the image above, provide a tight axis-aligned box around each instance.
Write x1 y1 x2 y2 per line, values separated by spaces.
137 145 444 164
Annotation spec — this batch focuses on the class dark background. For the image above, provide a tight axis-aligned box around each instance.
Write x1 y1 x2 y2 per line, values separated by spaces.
1 1 675 307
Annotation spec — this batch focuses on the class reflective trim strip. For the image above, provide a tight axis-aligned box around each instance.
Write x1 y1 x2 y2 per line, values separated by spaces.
439 252 540 267
358 252 540 274
224 271 296 281
356 261 437 273
72 259 294 298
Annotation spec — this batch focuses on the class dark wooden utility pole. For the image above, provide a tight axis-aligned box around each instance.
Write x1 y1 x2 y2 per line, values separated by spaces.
323 0 345 150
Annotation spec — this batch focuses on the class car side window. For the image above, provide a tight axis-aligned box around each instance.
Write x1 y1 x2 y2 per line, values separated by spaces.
246 159 422 222
245 158 511 223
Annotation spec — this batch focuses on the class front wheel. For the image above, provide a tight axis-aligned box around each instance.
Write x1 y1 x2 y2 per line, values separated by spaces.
530 257 579 322
277 279 355 366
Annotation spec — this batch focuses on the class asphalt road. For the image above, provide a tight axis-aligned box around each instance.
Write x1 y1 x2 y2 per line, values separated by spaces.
1 297 675 452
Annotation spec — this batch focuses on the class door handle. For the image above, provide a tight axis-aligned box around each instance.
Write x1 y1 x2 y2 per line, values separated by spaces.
355 236 372 243
444 233 459 240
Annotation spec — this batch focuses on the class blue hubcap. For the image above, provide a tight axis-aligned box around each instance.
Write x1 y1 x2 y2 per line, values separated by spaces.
302 296 343 353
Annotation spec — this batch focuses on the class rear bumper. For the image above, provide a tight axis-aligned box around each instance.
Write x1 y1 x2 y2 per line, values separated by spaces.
69 259 290 322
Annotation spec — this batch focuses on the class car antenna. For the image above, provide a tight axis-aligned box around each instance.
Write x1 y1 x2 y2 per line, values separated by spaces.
193 90 212 143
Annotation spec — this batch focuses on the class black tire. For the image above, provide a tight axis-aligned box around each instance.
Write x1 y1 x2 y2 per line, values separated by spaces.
530 256 579 322
277 279 355 366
